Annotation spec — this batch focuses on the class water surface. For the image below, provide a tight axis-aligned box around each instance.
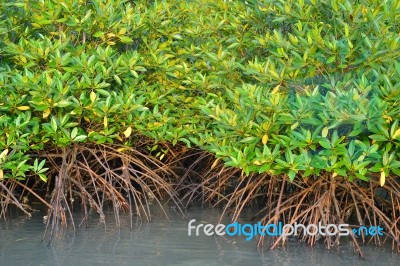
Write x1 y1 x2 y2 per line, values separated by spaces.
0 206 398 265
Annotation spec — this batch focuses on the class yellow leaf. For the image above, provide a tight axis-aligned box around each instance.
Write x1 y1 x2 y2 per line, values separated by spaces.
382 115 392 123
0 149 9 161
291 122 299 130
119 28 127 35
253 160 262 166
123 126 132 138
262 134 269 145
43 108 51 118
262 122 270 131
284 4 291 13
0 169 3 180
392 128 400 139
184 97 193 103
20 55 27 64
271 93 280 106
90 91 96 103
348 40 353 49
380 171 385 187
103 116 108 128
322 127 329 138
215 105 221 116
272 84 280 95
344 24 349 37
46 75 52 86
269 69 280 79
211 158 220 169
17 106 30 110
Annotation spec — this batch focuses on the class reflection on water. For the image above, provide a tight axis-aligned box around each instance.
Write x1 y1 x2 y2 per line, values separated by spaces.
0 206 398 266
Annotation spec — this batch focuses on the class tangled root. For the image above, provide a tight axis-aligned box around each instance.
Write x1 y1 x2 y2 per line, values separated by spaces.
36 143 184 241
1 145 399 256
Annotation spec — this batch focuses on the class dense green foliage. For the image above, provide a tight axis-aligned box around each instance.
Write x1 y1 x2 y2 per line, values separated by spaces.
0 0 399 184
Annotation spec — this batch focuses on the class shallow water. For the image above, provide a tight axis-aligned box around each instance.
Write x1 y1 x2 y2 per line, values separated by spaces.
0 206 398 266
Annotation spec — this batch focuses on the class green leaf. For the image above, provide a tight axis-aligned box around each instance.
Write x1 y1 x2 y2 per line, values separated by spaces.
319 141 331 149
73 135 87 142
119 36 133 43
240 137 257 143
288 170 296 181
369 134 387 141
51 117 58 132
54 100 71 108
71 128 78 139
39 174 47 182
93 31 104 38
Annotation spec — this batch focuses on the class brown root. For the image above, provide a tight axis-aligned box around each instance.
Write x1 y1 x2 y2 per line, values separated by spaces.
1 142 399 256
37 142 184 242
0 180 32 218
181 163 400 255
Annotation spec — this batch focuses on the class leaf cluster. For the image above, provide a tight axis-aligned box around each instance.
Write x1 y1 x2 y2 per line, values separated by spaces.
0 0 399 184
